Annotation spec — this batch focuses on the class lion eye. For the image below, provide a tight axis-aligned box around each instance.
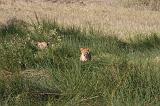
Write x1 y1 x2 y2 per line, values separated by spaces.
84 52 88 56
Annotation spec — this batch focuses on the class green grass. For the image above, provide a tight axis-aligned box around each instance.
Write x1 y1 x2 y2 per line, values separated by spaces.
0 18 160 106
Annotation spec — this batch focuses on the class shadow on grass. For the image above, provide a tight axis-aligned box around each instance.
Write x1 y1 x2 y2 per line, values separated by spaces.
1 18 160 71
0 18 29 38
129 33 160 51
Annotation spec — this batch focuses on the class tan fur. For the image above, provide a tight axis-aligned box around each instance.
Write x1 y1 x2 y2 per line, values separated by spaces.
37 42 48 49
80 48 91 62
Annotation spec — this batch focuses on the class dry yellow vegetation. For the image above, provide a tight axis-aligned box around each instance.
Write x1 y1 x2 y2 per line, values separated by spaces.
1 0 160 39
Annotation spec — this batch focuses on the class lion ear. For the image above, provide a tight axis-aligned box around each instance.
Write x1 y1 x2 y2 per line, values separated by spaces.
80 48 84 51
87 48 90 51
37 42 40 44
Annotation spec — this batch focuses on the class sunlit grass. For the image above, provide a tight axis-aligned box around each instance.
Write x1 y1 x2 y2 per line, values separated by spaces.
121 0 160 11
1 0 160 39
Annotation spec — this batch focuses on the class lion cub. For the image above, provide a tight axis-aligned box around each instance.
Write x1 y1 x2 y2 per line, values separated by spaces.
80 48 91 62
37 41 48 49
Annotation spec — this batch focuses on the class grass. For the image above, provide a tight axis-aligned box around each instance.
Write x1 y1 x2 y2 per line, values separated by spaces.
121 0 160 11
0 18 160 106
1 0 160 38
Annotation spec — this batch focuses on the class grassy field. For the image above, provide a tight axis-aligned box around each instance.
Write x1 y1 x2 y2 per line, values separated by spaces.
1 0 160 40
0 18 160 106
0 0 160 106
121 0 160 11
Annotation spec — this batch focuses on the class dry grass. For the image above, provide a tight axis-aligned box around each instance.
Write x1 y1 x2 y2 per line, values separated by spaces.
1 0 160 40
121 0 160 11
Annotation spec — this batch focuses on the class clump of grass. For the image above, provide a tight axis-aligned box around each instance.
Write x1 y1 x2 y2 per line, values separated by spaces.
0 18 29 38
0 18 63 71
0 18 160 105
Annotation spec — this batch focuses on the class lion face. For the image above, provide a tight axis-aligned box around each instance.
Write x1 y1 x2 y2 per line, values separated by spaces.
37 42 48 49
80 48 91 62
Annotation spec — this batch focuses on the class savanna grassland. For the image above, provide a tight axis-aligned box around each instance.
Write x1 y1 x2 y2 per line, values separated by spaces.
1 0 160 39
0 0 160 106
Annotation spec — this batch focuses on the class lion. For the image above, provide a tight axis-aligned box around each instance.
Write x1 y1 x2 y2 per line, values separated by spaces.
37 41 48 49
80 48 91 62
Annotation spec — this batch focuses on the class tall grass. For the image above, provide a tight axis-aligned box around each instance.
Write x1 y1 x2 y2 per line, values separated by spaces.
121 0 160 11
0 18 160 106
